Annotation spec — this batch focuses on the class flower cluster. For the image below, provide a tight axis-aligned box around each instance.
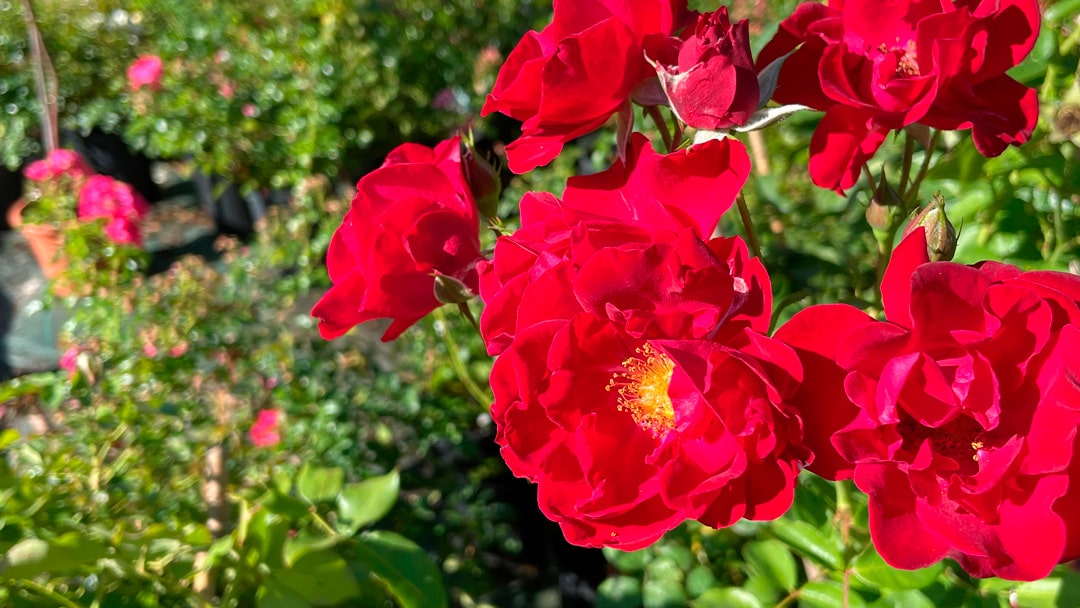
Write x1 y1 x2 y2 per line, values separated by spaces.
315 0 1068 583
20 148 150 246
776 229 1080 580
757 0 1041 192
77 175 151 246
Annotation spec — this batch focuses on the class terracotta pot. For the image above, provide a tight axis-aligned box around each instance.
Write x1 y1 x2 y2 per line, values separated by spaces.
6 199 69 279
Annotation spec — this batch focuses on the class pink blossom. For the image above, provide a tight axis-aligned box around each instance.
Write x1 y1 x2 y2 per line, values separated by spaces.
242 104 257 118
128 55 164 91
142 342 158 358
218 81 235 100
249 409 282 447
59 347 79 374
77 175 149 245
24 149 92 182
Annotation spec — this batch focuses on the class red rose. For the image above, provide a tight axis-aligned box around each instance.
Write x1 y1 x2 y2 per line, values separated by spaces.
479 133 753 355
775 230 1080 580
481 0 692 173
480 135 806 549
758 0 1040 192
644 7 759 130
312 136 482 341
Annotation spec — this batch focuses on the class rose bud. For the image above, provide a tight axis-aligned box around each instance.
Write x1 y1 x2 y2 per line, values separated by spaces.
865 171 903 231
461 142 501 219
902 193 956 262
644 7 759 130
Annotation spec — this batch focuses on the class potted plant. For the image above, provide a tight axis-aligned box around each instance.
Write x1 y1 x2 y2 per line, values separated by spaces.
9 148 150 289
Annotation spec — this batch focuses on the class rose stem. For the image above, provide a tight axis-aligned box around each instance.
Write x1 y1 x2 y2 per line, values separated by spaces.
897 131 916 199
736 192 762 259
433 306 490 407
645 105 674 152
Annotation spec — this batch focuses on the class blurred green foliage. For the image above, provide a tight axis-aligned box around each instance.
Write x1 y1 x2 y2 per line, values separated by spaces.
0 0 550 190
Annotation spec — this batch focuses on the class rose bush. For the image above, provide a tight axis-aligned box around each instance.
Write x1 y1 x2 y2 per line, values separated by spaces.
644 7 759 131
757 0 1041 192
311 136 483 341
775 229 1080 580
481 0 691 173
479 135 808 549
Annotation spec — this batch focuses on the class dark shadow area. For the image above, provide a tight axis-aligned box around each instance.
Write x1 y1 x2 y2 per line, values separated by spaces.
146 233 222 276
0 287 12 381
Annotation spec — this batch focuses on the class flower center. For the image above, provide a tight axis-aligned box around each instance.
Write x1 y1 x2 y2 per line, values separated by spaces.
606 343 676 438
897 414 986 463
879 40 919 77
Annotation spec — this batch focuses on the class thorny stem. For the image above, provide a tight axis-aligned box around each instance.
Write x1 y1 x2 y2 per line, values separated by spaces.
736 192 762 259
836 480 854 608
14 579 82 608
646 105 674 152
904 129 941 206
433 307 491 408
897 132 916 199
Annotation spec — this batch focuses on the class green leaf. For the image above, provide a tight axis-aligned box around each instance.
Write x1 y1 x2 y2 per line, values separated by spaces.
768 518 844 570
800 581 867 608
685 565 718 599
336 469 400 534
852 547 942 591
604 547 653 573
0 539 48 578
597 576 643 608
642 577 687 608
297 465 345 504
274 548 363 606
0 533 108 579
353 530 447 608
875 589 937 608
1007 571 1080 608
743 539 798 592
284 533 343 568
692 588 762 608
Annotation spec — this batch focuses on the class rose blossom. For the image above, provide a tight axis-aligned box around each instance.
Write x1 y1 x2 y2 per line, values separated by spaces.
480 135 808 549
24 149 93 182
775 229 1080 580
312 136 482 341
250 409 282 447
644 7 759 130
76 175 149 245
481 0 692 173
757 0 1040 192
127 54 164 91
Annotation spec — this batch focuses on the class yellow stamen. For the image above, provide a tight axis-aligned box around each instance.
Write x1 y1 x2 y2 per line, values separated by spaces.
605 343 676 438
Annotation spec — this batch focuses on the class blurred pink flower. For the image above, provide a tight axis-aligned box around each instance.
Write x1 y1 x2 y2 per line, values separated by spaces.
242 104 257 118
77 175 149 245
218 81 235 100
128 55 164 91
24 149 93 182
59 346 79 374
141 342 158 358
250 409 282 447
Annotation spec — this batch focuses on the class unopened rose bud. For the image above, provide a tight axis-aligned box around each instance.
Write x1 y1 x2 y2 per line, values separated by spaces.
902 192 957 262
866 171 903 230
461 143 501 219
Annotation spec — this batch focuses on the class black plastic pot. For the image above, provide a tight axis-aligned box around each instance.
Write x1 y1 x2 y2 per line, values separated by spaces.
0 165 24 232
191 171 269 238
65 129 162 204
